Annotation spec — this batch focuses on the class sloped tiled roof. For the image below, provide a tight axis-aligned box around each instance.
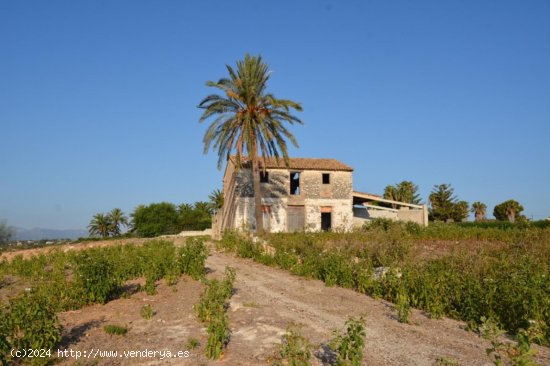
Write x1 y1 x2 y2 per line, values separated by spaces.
233 156 353 172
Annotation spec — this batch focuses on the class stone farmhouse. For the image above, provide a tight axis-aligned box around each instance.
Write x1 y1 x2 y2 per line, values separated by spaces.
212 157 427 237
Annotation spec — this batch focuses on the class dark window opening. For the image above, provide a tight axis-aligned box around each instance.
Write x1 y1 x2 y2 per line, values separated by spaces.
260 171 269 183
290 172 301 195
322 173 330 184
321 212 332 231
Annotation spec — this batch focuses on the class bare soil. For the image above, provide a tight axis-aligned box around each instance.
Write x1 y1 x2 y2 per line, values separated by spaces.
2 239 550 365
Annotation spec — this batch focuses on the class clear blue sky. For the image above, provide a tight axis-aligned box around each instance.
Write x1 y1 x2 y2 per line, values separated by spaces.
1 0 549 229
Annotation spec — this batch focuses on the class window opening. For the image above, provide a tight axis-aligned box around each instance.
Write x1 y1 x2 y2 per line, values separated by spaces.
290 172 301 195
260 171 269 183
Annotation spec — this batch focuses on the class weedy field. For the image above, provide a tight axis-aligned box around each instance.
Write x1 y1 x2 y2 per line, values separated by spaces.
220 221 550 343
0 222 549 365
0 238 209 365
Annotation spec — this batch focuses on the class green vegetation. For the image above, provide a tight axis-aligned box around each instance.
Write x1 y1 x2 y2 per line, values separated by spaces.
73 250 119 304
471 201 488 222
195 267 236 359
436 356 461 366
108 208 129 236
274 317 366 366
276 324 312 366
0 291 61 365
479 316 543 366
329 317 367 366
218 222 550 344
130 201 211 237
131 202 180 237
199 53 303 235
383 180 421 206
103 324 128 336
186 336 200 350
208 189 224 213
88 208 129 238
429 184 469 222
493 199 525 223
140 304 155 320
396 289 411 324
0 238 208 363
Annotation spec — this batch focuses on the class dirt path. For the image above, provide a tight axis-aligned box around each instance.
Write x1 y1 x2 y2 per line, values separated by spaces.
206 250 550 366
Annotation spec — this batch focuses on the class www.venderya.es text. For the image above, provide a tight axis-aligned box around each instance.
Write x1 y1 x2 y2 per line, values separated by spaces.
57 348 191 360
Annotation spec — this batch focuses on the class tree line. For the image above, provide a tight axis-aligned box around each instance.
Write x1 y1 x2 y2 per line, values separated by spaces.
383 180 526 223
88 190 224 238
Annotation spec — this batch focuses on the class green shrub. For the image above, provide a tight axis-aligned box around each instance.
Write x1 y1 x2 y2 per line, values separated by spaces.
186 337 200 350
330 317 367 366
319 253 354 288
0 292 61 364
276 324 312 366
144 272 157 295
104 324 128 336
140 304 155 320
195 267 236 360
73 250 119 304
479 316 543 366
206 315 229 359
178 237 208 280
396 289 411 324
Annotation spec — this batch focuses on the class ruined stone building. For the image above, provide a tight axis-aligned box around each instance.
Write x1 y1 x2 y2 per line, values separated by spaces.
212 157 428 237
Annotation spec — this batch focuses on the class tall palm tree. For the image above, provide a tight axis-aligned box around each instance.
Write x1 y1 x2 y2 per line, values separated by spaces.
88 213 112 238
199 54 303 234
471 202 487 222
108 208 128 236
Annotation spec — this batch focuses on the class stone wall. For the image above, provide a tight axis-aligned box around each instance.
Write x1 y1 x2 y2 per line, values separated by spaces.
223 168 354 233
352 205 429 228
305 198 353 231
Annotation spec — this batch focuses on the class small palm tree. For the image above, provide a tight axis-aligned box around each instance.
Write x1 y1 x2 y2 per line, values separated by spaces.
199 54 303 234
383 181 421 209
471 202 487 222
108 208 128 236
383 185 399 209
208 189 224 213
493 199 524 223
88 213 112 238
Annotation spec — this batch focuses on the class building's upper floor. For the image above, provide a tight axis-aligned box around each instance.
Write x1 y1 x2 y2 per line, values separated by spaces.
223 157 354 201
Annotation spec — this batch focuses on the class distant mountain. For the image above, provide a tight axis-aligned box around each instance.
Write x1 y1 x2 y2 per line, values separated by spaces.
14 227 88 241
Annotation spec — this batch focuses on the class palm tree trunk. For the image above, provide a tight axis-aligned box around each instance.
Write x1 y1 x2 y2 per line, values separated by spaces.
252 157 264 235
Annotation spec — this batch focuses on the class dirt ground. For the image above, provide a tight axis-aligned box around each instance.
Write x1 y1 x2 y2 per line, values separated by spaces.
2 239 550 365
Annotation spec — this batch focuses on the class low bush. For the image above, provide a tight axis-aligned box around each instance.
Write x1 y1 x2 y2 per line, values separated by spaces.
73 250 120 304
329 317 367 366
140 304 155 320
276 324 312 366
178 237 208 280
104 324 128 336
195 267 236 359
0 291 61 364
